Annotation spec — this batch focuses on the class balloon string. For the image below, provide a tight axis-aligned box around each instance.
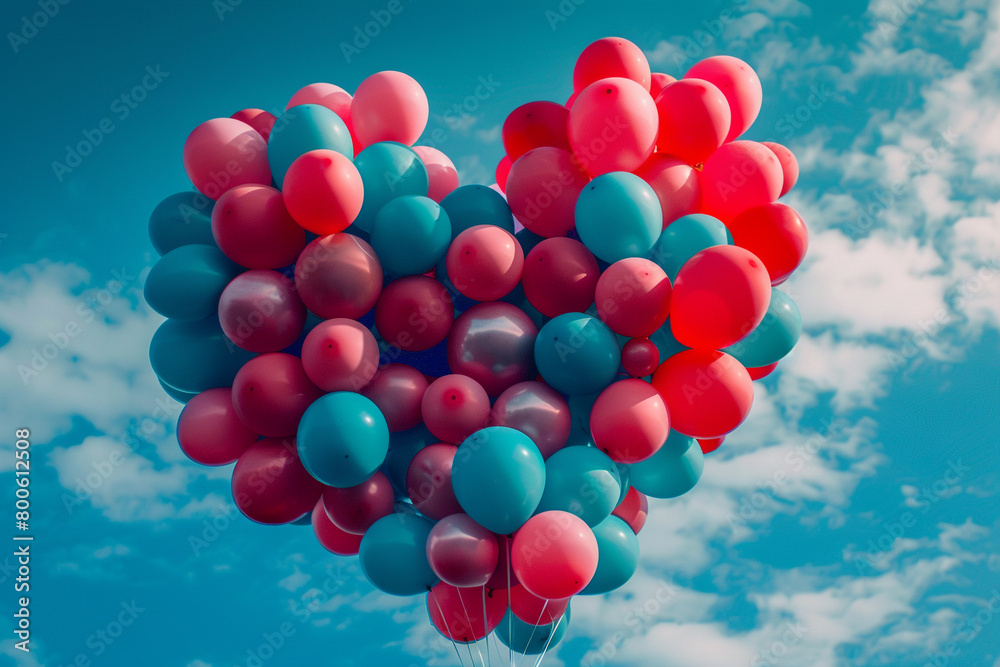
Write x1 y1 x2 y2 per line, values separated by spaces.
517 599 547 667
457 589 486 667
532 613 563 667
430 589 466 667
482 586 491 667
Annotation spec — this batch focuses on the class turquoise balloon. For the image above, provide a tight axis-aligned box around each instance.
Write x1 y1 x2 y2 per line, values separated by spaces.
574 172 661 263
268 104 353 186
649 317 689 362
370 196 451 277
723 287 802 368
536 445 621 526
158 379 197 404
382 423 434 496
534 313 621 395
495 605 571 655
628 432 704 499
149 317 255 394
646 213 729 281
359 512 438 596
440 184 515 239
578 515 639 595
353 142 429 232
451 427 546 535
297 392 389 488
143 244 242 320
148 191 215 255
615 462 631 506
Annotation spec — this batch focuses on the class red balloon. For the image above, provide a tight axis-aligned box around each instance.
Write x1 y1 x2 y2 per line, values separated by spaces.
211 185 305 269
512 511 598 599
612 486 649 535
508 584 570 625
426 513 499 587
218 270 306 353
490 381 571 459
295 233 383 320
231 353 323 437
651 349 754 438
621 337 660 378
301 318 379 392
573 37 651 92
230 108 276 141
446 225 524 301
412 146 459 203
495 155 512 193
422 375 491 444
287 83 352 122
761 141 799 197
311 499 363 555
177 387 258 466
634 153 702 227
283 149 364 235
669 245 772 349
727 203 809 285
359 363 429 431
569 77 658 176
427 583 508 643
698 436 724 454
699 140 783 223
506 147 589 238
685 55 762 142
406 443 463 520
747 361 778 380
232 437 323 524
654 79 731 165
521 237 600 317
590 379 671 464
321 470 395 535
183 118 271 199
648 72 678 99
374 275 454 352
595 258 672 337
502 101 572 161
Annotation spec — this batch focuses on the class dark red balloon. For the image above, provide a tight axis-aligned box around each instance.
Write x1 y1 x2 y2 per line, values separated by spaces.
406 443 463 520
231 353 323 437
211 185 305 269
502 101 572 161
311 499 364 555
359 363 429 432
621 337 660 378
232 437 324 525
322 470 395 535
427 583 508 643
177 387 258 466
295 233 383 320
374 275 454 351
508 583 570 625
521 237 600 317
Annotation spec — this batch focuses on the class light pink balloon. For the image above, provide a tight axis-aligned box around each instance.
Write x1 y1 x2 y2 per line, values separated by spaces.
412 146 459 202
406 443 463 520
350 71 428 147
506 147 589 238
426 513 499 588
761 141 800 197
177 387 258 466
322 470 395 535
685 55 763 142
219 270 306 353
422 374 490 444
230 108 277 141
648 72 678 99
446 225 524 301
294 233 383 320
512 511 599 599
590 378 671 464
287 82 352 123
311 498 363 555
634 153 702 228
573 37 651 92
569 77 658 176
183 118 271 199
490 381 571 459
698 140 782 223
231 353 323 437
359 363 429 432
301 318 379 392
654 79 731 165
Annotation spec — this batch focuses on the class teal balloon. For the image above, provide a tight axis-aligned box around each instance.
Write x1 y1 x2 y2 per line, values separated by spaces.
451 427 545 534
144 244 242 320
297 392 389 488
649 318 689 362
578 515 639 595
370 196 451 277
359 513 438 596
440 184 515 239
574 172 661 263
149 317 255 394
267 104 353 186
495 606 571 655
353 142 429 232
158 379 197 404
722 287 802 368
628 432 704 499
148 191 215 255
615 462 631 506
382 423 434 496
646 213 729 281
534 313 621 395
536 445 621 526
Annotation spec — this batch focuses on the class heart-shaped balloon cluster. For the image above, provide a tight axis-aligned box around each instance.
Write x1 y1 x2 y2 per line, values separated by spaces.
146 36 807 655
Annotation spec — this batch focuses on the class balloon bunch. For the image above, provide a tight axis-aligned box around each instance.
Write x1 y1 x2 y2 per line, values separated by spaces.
146 35 807 660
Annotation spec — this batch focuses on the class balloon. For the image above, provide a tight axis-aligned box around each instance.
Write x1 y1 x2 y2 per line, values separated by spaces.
654 79 731 165
628 431 705 498
761 141 799 197
149 317 255 394
427 583 507 643
282 149 364 235
211 185 304 269
144 244 242 320
511 510 598 599
301 318 379 392
374 275 454 352
359 364 428 432
670 245 772 349
490 382 571 459
594 257 672 337
321 470 395 535
699 140 782 222
294 233 383 319
521 237 600 317
634 153 702 228
685 55 762 142
451 426 546 534
445 225 524 301
447 302 538 397
351 142 429 232
183 118 271 198
297 392 390 488
382 424 435 494
574 171 662 263
232 437 324 524
412 146 459 202
177 387 257 466
268 104 353 187
218 270 306 352
496 606 571 655
722 287 802 368
426 513 499 587
359 512 438 596
534 313 621 395
621 337 659 378
495 156 512 192
421 375 491 445
486 534 516 590
286 83 351 121
747 361 778 380
573 37 651 91
505 147 589 238
350 71 428 147
508 584 570 624
535 445 621 526
370 195 451 277
648 72 677 98
612 486 649 534
578 515 639 595
698 436 724 454
590 378 671 463
726 203 809 285
311 499 364 555
406 443 463 519
569 78 658 176
231 353 323 437
646 213 730 281
502 101 572 161
148 191 214 255
230 108 277 141
651 349 754 438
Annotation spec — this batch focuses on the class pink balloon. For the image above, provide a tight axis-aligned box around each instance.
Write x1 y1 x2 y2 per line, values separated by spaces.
490 381 571 459
321 470 395 535
446 225 524 301
761 141 800 197
634 153 702 228
685 55 763 142
509 584 570 625
283 149 364 235
590 378 671 464
652 349 753 438
232 437 323 525
231 353 323 437
521 237 600 317
654 79 731 165
505 147 589 238
230 108 276 141
648 72 678 99
301 318 379 392
406 443 463 520
426 513 499 587
311 498 363 555
211 185 305 269
447 302 538 397
573 37 651 92
350 71 428 147
512 510 599 599
218 270 306 353
502 101 572 161
698 140 782 223
183 118 271 199
374 275 454 352
412 146 459 202
427 583 508 643
177 387 258 466
422 375 491 444
595 258 672 337
359 363 429 432
612 486 649 535
621 337 660 378
295 233 383 320
286 83 352 122
569 77 658 176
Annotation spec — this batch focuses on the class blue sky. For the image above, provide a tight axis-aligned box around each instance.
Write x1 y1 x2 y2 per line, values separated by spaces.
1 0 999 665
